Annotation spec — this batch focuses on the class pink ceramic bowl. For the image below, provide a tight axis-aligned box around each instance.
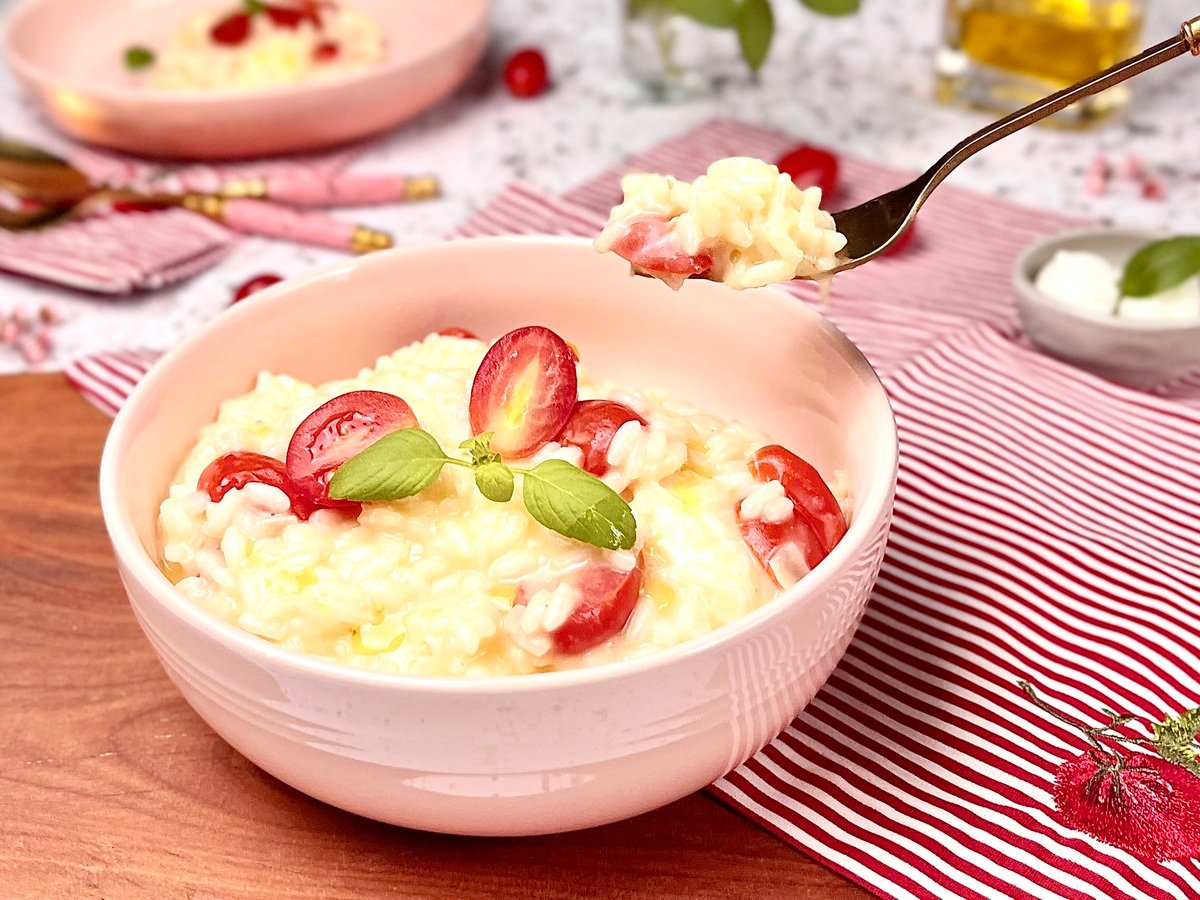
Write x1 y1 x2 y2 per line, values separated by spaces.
3 0 489 159
99 237 897 836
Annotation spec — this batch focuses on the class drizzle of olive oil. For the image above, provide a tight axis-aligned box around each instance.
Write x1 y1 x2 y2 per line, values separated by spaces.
158 558 187 584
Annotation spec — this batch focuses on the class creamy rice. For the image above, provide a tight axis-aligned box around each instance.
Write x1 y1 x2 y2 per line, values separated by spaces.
148 5 384 91
159 334 849 677
595 157 847 289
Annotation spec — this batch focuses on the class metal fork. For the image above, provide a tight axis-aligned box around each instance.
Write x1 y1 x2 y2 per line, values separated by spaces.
824 14 1200 277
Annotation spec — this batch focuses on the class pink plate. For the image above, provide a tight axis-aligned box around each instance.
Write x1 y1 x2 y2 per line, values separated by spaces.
2 0 489 159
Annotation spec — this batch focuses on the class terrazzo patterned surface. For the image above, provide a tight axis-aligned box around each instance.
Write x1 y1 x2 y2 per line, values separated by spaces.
0 0 1197 372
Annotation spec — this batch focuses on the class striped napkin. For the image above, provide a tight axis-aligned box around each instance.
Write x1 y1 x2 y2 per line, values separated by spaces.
67 121 1200 898
0 208 236 295
0 148 352 295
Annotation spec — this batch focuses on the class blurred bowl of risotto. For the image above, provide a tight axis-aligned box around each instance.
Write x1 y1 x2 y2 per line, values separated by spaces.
3 0 489 158
99 236 897 835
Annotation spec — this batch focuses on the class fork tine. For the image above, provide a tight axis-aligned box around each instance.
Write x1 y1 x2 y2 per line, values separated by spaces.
830 177 927 271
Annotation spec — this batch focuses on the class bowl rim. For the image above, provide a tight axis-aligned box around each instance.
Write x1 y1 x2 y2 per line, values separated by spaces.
1013 225 1200 333
2 0 490 106
99 235 899 695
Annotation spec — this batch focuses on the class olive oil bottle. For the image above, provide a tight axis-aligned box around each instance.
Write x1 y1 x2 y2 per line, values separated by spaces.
936 0 1146 125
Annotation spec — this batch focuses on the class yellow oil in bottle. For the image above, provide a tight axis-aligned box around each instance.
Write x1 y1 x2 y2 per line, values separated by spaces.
937 0 1145 124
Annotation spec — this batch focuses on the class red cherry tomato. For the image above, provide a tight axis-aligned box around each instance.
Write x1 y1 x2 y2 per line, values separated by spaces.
610 217 713 279
264 3 319 27
748 445 847 551
503 48 549 98
469 326 578 458
557 400 647 476
312 40 339 61
738 513 826 588
776 145 840 200
265 5 304 26
286 390 418 511
232 274 284 304
517 556 645 655
437 327 478 340
197 451 317 520
210 11 252 45
884 220 917 256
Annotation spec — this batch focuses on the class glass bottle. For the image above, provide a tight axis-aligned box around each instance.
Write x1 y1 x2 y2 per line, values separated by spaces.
935 0 1148 125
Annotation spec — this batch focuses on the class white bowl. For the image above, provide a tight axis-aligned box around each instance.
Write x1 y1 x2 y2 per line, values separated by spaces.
1013 227 1200 390
99 237 898 835
3 0 489 159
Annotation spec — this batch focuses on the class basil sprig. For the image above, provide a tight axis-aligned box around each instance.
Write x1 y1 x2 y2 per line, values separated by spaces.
328 429 637 551
1119 236 1200 299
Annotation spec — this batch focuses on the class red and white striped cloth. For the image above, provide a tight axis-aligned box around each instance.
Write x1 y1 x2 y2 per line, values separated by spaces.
64 348 164 418
66 121 1200 897
718 324 1200 899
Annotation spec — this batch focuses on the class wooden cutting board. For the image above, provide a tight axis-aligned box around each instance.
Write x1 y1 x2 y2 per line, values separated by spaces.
0 373 865 900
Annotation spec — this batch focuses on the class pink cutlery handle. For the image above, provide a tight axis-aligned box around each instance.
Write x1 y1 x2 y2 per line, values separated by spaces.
219 199 391 253
230 172 441 207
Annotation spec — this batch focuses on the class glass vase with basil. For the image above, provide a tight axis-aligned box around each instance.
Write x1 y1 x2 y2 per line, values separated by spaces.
622 0 861 99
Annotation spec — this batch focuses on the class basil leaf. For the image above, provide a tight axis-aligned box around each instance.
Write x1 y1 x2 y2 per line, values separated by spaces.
521 459 637 551
798 0 860 16
124 46 156 70
328 428 448 501
1119 236 1200 298
460 432 500 467
244 0 266 12
475 462 515 503
735 0 774 72
668 0 739 27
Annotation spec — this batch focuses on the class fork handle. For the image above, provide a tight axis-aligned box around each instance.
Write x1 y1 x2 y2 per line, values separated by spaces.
925 15 1200 197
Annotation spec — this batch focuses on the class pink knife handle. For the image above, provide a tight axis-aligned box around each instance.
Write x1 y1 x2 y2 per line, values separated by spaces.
259 171 439 206
221 198 359 250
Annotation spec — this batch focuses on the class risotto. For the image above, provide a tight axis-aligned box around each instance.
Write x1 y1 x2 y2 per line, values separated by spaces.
595 157 847 289
158 327 850 677
134 2 384 91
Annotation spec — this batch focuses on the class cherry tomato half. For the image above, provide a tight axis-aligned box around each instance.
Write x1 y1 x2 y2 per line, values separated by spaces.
265 2 320 27
286 390 418 510
738 512 827 588
748 445 847 551
557 400 647 476
312 40 340 62
210 11 252 45
437 327 479 340
609 217 713 280
469 326 578 458
197 451 316 520
517 555 645 655
776 145 840 200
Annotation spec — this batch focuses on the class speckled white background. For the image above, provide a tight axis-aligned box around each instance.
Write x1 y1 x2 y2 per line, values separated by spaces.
0 0 1197 374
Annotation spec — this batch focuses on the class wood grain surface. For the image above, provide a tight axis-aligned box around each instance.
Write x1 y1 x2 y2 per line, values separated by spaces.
0 374 866 900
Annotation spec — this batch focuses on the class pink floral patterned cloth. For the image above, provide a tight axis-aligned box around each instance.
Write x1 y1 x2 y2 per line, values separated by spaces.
67 121 1200 898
